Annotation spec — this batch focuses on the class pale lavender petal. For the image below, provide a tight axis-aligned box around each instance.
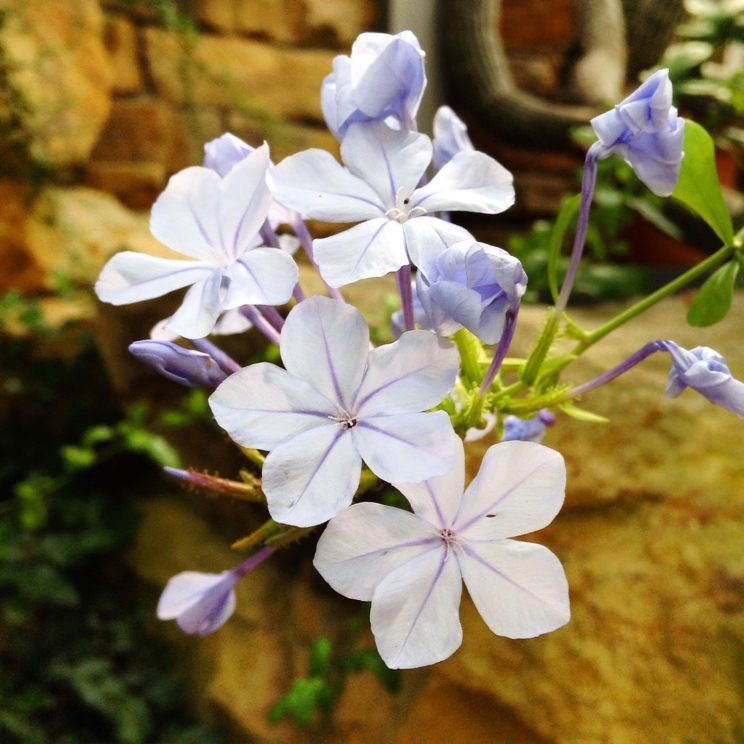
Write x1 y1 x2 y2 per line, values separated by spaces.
421 279 482 336
433 105 474 171
157 570 237 636
457 539 570 639
454 441 566 540
268 150 385 222
354 331 459 416
350 31 426 123
212 308 253 335
352 411 459 483
95 252 212 305
411 151 514 214
209 362 338 450
371 546 462 669
262 425 362 527
280 296 369 410
166 271 223 339
402 217 473 273
340 122 431 206
222 248 298 308
220 144 273 260
129 340 227 387
393 437 466 529
203 132 253 177
150 166 224 263
313 502 439 600
314 218 407 288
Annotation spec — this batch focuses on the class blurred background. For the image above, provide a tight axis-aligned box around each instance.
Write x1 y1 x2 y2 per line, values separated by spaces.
1 1 743 742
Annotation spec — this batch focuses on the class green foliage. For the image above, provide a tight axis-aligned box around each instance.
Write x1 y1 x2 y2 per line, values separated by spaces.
0 303 225 743
269 634 400 730
687 258 741 326
673 120 735 245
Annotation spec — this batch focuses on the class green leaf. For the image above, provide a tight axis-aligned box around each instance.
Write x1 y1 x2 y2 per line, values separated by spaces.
547 194 581 302
558 402 609 424
673 120 734 245
687 259 740 326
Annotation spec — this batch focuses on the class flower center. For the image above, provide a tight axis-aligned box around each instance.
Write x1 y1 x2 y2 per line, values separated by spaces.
384 187 427 224
439 527 457 545
328 413 358 429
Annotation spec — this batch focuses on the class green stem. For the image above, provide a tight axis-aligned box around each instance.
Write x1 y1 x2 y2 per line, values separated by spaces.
453 329 484 384
573 243 736 354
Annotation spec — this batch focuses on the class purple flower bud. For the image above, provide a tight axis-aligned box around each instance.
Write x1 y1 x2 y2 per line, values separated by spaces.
321 31 426 138
591 69 684 196
502 410 555 443
129 340 228 388
663 342 744 418
433 106 474 172
203 132 254 177
415 241 527 344
157 548 274 636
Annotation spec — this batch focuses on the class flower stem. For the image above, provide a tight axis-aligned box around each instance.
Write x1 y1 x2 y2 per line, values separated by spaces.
190 338 241 374
554 143 602 317
480 308 519 395
231 520 282 552
257 305 285 331
241 305 282 347
233 545 275 576
293 217 344 301
396 264 415 331
572 243 736 355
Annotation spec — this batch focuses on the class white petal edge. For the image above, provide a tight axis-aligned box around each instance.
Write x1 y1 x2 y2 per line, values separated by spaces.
223 248 298 308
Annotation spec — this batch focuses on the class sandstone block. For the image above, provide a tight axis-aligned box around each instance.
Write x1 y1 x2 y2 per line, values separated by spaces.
296 0 376 47
144 28 333 122
104 14 143 93
85 160 167 209
0 0 113 171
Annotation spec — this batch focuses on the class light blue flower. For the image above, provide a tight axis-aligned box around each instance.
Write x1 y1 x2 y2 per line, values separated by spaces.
269 121 514 288
502 410 556 443
314 439 570 668
129 340 228 388
95 145 298 339
415 240 527 344
663 342 744 418
203 132 253 177
591 69 684 196
209 296 461 527
321 31 426 138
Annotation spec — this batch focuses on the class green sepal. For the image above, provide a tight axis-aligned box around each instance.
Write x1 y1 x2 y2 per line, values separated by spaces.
673 120 734 246
558 402 609 424
687 259 740 327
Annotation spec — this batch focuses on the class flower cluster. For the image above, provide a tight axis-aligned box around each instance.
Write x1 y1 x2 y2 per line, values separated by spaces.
95 29 742 671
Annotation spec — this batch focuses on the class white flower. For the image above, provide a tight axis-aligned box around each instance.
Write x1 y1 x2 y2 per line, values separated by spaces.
314 439 570 668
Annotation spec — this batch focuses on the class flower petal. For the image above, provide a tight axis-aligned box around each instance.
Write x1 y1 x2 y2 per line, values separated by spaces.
457 539 570 639
220 144 273 259
263 425 362 527
165 271 223 339
280 296 369 411
371 546 462 668
411 151 514 214
392 437 465 529
178 588 236 636
314 502 439 600
315 218 407 287
268 149 385 221
150 166 224 263
402 217 472 272
453 441 566 539
340 122 431 206
354 330 459 416
157 571 232 619
209 362 337 450
95 252 212 305
222 248 298 308
352 412 459 483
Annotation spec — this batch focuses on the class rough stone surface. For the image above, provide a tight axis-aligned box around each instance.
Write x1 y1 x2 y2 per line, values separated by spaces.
0 0 113 171
1 186 172 293
297 0 376 47
104 14 143 93
85 160 166 210
144 28 334 122
121 288 744 743
196 0 300 43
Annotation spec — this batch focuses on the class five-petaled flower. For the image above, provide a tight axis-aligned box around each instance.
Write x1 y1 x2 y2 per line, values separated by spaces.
209 296 461 526
314 438 570 668
95 145 298 339
269 121 514 288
